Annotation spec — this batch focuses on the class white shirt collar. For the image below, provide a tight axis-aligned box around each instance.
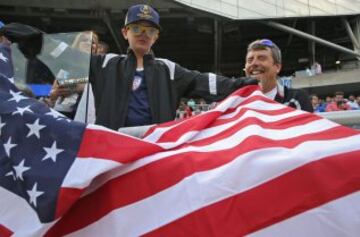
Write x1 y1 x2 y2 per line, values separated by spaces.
265 86 278 100
264 80 285 100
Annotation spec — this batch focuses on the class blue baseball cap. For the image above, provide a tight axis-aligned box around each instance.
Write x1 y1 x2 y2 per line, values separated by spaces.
0 21 4 29
124 4 161 30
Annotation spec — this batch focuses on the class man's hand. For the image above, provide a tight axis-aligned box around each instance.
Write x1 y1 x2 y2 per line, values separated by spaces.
49 80 85 104
235 77 259 88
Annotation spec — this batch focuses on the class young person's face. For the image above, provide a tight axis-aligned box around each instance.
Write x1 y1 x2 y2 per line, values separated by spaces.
311 95 319 106
76 32 98 54
122 21 159 55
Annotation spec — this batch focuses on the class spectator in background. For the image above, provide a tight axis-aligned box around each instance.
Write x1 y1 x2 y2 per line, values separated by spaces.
244 39 313 112
311 62 322 75
325 91 350 112
310 94 326 113
72 31 99 54
325 96 333 107
97 41 109 55
176 100 193 119
356 96 360 108
48 31 99 118
305 67 313 77
347 94 359 110
187 98 196 110
198 98 209 112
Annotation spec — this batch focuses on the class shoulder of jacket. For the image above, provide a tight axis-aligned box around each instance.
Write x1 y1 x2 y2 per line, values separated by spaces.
102 53 126 68
155 58 176 80
287 87 306 97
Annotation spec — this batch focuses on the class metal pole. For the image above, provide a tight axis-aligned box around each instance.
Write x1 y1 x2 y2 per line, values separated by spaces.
342 17 360 50
286 20 297 47
355 16 360 41
354 16 360 65
214 19 222 74
102 10 126 53
262 20 360 58
309 20 316 66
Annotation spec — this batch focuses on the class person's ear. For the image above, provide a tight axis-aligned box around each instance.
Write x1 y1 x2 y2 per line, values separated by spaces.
121 28 128 40
154 33 159 41
275 63 282 74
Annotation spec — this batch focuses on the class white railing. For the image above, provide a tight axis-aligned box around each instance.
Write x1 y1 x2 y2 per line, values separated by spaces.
319 110 360 129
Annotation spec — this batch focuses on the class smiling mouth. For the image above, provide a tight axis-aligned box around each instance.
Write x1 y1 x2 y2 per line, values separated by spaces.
249 70 265 77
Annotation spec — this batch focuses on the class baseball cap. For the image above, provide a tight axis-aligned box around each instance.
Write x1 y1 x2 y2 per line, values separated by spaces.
0 21 4 29
124 4 161 30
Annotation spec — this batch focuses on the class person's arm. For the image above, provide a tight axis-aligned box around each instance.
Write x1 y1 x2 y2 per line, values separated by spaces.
0 23 43 60
173 63 257 102
0 35 11 45
296 89 313 112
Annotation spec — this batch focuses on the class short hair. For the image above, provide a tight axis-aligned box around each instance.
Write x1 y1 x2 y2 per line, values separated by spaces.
98 41 109 51
334 91 344 96
72 31 99 49
247 39 282 64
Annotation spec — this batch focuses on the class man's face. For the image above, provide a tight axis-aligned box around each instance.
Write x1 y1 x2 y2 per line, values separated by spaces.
311 95 319 105
334 94 344 102
122 21 159 55
245 48 281 85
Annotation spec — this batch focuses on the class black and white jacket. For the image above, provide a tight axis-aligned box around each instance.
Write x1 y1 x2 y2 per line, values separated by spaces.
274 82 313 112
89 49 255 130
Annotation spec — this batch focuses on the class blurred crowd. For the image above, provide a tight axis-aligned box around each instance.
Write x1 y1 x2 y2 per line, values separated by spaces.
176 98 217 119
311 91 360 112
177 90 360 120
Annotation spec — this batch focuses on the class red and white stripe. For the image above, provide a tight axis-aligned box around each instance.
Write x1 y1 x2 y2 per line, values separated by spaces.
3 86 360 236
51 132 360 236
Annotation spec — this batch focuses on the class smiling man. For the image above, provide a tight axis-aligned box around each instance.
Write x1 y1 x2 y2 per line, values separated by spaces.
87 4 257 130
245 39 313 112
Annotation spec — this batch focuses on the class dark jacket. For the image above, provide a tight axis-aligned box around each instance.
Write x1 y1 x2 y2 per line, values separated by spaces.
90 50 254 130
275 83 313 112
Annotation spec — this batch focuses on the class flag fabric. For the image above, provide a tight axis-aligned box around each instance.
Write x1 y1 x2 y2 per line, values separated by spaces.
0 43 14 80
1 45 360 237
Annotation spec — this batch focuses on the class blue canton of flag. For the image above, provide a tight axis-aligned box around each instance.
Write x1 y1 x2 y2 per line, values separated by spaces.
0 43 86 223
0 44 14 81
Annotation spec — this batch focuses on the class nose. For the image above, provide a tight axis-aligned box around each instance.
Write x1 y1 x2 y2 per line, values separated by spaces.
249 57 261 67
137 30 150 39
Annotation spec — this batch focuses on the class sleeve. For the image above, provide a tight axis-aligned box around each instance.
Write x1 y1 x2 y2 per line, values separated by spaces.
173 63 257 102
0 23 43 60
296 89 314 112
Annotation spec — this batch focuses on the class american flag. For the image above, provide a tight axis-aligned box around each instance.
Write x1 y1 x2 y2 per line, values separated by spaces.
1 45 360 237
0 44 14 81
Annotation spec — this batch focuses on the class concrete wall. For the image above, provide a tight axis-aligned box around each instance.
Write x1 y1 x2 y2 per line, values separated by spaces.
292 68 360 97
292 68 360 89
175 0 360 19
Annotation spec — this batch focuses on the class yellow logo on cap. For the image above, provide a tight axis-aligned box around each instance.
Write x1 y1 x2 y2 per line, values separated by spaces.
137 5 153 20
